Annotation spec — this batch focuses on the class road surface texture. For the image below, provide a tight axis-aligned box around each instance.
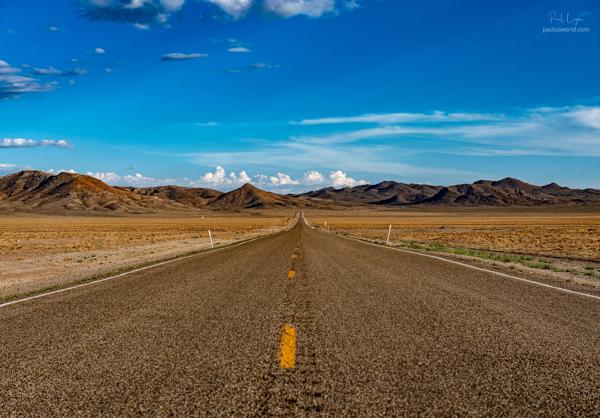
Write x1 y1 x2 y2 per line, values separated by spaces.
1 222 599 416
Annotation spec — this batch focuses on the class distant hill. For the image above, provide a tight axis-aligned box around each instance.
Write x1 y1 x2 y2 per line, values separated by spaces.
123 185 223 208
0 170 184 213
209 183 303 210
1 171 599 214
298 177 600 207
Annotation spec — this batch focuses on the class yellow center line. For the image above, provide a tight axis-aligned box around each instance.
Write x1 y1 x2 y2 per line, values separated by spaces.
291 254 298 260
279 324 297 369
287 270 296 279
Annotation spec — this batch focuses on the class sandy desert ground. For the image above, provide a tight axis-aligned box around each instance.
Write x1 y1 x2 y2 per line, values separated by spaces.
0 212 295 300
305 208 600 287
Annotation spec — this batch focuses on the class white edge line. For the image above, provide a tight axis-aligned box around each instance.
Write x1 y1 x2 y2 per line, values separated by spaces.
0 227 291 310
311 224 600 302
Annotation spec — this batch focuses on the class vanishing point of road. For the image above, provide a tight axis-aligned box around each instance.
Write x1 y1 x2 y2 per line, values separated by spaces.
1 220 599 416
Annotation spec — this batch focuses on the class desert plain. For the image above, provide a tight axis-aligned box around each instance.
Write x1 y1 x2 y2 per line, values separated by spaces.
2 207 599 301
306 208 600 289
0 212 294 300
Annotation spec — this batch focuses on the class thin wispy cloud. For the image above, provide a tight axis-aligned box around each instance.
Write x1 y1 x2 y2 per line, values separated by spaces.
297 111 505 125
290 106 600 156
0 60 55 99
31 67 88 77
161 52 208 61
226 62 278 72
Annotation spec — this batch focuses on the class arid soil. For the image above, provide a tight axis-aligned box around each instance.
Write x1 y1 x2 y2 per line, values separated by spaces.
0 213 294 299
305 209 600 287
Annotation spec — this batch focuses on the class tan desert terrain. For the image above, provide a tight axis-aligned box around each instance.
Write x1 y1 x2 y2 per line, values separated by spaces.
0 213 294 300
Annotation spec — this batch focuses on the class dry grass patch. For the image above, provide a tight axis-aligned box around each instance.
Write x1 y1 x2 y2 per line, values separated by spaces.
306 210 600 262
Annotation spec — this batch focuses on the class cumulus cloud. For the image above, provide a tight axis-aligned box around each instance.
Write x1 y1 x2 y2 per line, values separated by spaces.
79 0 185 25
161 52 208 61
329 170 366 188
302 170 326 185
264 0 335 17
200 166 251 186
87 171 174 187
205 0 253 18
569 107 600 130
95 47 106 54
269 172 300 185
0 60 55 99
41 165 369 192
0 138 72 148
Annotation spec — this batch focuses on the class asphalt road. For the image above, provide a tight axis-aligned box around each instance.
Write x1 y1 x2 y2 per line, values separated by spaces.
1 221 599 416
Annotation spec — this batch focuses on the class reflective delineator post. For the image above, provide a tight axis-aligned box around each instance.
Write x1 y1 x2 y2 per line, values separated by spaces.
386 224 392 244
208 229 214 248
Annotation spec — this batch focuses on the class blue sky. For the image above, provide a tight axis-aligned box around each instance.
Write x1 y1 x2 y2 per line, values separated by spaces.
0 0 599 191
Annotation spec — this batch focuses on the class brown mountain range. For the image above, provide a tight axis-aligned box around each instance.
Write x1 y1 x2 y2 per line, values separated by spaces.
0 170 599 213
298 177 600 207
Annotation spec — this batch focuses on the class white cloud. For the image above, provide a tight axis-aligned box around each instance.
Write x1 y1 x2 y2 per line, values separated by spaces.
239 170 251 183
95 47 106 54
32 67 88 77
200 166 251 186
264 0 335 17
0 138 72 148
32 67 63 76
192 121 219 127
228 46 251 53
569 107 600 129
160 0 185 11
201 165 226 183
302 170 325 185
161 52 208 61
87 171 122 183
0 163 19 174
297 111 504 125
329 170 366 188
269 172 300 185
206 0 253 18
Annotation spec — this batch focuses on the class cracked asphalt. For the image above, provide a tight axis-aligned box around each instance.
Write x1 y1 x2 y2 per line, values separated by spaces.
1 222 599 416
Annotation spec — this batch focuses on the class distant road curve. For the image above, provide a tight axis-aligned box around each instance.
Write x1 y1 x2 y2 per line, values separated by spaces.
1 221 598 416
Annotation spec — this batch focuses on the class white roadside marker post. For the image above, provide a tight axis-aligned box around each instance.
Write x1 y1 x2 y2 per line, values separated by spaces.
208 229 214 248
386 224 392 244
